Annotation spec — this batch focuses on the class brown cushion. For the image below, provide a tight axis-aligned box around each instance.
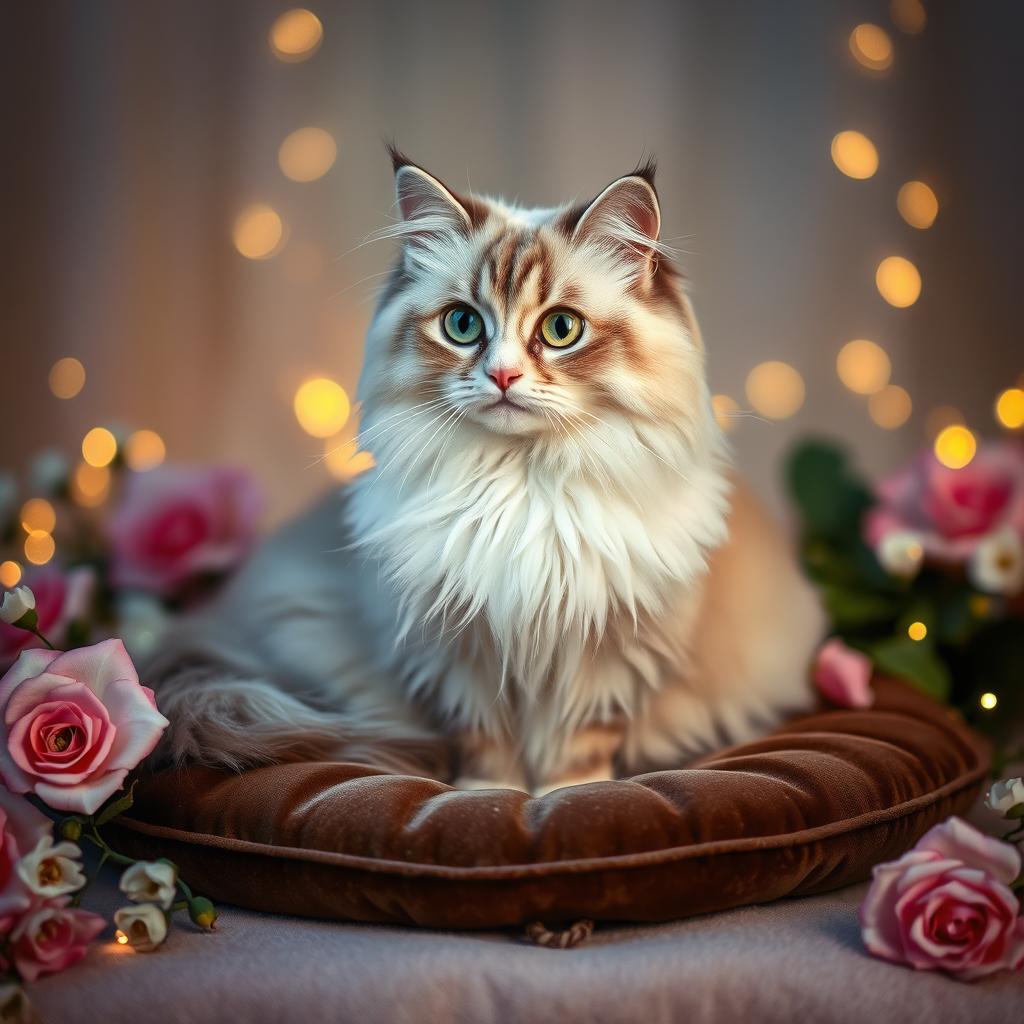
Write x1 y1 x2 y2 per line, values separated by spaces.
112 679 990 928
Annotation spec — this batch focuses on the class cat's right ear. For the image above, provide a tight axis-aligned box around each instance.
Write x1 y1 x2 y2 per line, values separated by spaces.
390 148 473 245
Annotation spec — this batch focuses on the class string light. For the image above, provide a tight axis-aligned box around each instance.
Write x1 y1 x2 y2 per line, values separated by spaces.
830 131 879 179
934 425 977 470
875 256 921 308
836 340 891 395
20 498 56 535
907 621 927 642
48 358 86 400
994 388 1024 430
24 531 55 566
979 692 998 710
849 24 893 72
115 930 129 945
125 430 166 472
897 182 938 229
71 463 111 508
890 0 926 35
711 394 740 433
233 204 285 260
82 428 117 468
278 127 337 183
269 9 323 62
868 384 912 429
294 378 351 438
0 561 21 588
745 362 805 420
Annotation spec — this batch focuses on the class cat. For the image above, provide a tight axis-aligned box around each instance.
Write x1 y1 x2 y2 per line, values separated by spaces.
144 150 824 795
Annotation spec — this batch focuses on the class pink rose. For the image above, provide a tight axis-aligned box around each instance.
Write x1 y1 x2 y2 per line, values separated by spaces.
108 466 262 596
0 639 168 815
0 789 51 920
0 567 95 671
9 898 105 981
813 637 873 708
860 817 1024 980
865 442 1024 563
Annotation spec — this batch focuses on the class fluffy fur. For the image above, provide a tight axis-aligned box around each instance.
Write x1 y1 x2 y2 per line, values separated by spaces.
145 154 824 794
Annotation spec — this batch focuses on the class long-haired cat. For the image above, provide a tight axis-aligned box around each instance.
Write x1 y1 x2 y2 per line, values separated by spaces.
145 151 824 794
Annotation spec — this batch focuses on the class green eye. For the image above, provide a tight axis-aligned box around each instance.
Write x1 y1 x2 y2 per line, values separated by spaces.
540 309 583 349
442 306 484 345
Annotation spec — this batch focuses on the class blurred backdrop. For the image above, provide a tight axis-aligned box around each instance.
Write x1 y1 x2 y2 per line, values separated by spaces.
3 0 1023 538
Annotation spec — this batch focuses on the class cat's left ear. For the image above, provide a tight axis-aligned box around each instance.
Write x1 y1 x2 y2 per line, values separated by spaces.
571 164 662 272
391 149 473 244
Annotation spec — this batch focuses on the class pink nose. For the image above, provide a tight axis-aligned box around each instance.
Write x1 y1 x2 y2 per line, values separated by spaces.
488 367 523 392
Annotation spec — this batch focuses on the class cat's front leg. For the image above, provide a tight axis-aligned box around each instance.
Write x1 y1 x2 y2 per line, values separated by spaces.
452 732 528 792
531 721 625 797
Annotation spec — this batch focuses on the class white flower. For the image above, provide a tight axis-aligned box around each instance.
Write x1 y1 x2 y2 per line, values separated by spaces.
969 527 1024 595
15 836 86 898
29 450 69 496
876 531 925 578
0 983 35 1024
986 777 1024 818
114 903 168 952
0 587 35 626
119 860 178 909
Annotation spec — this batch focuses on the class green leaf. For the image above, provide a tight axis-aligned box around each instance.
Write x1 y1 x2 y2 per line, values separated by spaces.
95 779 138 827
821 585 902 629
866 635 952 702
785 439 873 542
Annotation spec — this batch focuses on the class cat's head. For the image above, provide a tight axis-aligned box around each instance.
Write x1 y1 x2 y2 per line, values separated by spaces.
359 149 712 455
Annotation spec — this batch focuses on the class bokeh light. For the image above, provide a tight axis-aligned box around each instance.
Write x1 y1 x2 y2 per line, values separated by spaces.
279 127 337 183
711 394 739 433
849 24 893 72
0 561 22 588
979 692 998 711
24 530 55 566
830 131 878 180
233 204 285 260
836 339 891 396
269 9 323 62
868 385 912 430
925 405 964 439
324 438 376 481
907 621 927 642
745 361 805 420
294 378 351 438
994 388 1024 430
71 463 111 507
897 181 938 229
48 357 86 400
890 0 926 34
875 256 921 308
125 429 166 471
82 427 118 468
20 498 56 535
934 425 977 470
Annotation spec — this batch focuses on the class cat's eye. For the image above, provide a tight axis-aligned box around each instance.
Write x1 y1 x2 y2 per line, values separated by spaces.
442 306 484 345
539 309 583 349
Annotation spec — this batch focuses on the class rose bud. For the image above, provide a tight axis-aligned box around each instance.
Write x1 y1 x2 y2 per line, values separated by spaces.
58 818 83 842
0 588 36 629
987 778 1024 820
188 896 218 931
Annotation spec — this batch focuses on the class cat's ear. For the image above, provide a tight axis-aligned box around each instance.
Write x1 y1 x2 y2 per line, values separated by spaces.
390 148 473 243
570 162 662 272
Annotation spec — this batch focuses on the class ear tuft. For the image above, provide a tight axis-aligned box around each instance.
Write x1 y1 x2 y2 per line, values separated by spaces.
393 160 473 242
387 141 414 173
571 172 662 270
630 156 657 189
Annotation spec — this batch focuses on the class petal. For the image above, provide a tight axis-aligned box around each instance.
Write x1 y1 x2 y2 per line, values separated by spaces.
915 817 1021 885
0 649 62 709
101 678 169 771
46 639 139 700
0 788 51 856
33 768 128 815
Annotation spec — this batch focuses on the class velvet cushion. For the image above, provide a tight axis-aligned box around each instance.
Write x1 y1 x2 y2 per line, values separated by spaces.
113 679 990 928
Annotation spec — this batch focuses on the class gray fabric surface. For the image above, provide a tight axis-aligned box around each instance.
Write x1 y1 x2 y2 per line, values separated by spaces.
27 871 1022 1024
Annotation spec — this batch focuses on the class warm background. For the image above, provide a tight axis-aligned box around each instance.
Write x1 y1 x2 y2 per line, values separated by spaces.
3 0 1023 529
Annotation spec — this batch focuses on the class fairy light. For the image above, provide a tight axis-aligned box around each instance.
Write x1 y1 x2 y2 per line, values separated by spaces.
868 385 912 430
745 362 805 420
830 131 878 180
125 430 166 472
278 127 337 183
875 256 921 308
24 531 55 566
269 9 323 62
115 930 129 945
907 621 927 642
0 561 21 588
897 182 939 229
849 24 893 72
20 498 56 535
711 394 739 432
836 340 891 396
232 204 285 260
995 388 1024 430
890 0 926 35
82 427 117 468
294 378 351 438
48 357 86 400
979 692 998 711
934 425 977 470
71 463 111 508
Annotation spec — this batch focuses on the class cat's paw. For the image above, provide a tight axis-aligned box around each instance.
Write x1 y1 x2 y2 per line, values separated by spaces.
452 776 527 793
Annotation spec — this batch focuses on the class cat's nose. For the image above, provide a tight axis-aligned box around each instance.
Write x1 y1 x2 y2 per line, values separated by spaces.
488 367 523 393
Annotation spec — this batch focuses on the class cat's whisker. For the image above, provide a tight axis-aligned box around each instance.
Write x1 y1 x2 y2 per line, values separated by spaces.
396 404 465 496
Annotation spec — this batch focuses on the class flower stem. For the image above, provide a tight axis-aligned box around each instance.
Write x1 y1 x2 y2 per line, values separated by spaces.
27 627 54 650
